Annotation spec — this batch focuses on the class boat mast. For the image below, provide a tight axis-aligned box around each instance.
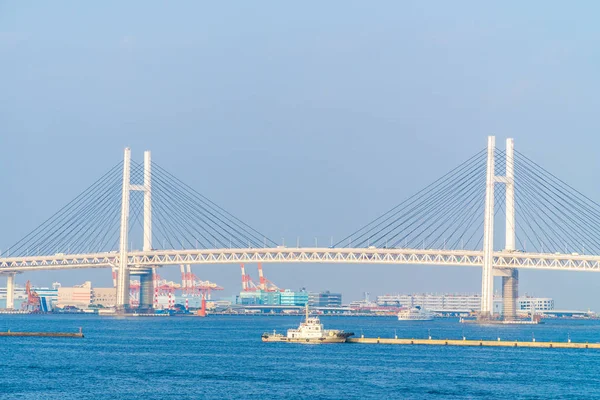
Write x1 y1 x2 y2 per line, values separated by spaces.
305 303 309 320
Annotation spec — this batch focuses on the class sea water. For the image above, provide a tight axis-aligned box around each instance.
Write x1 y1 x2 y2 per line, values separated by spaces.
0 315 599 399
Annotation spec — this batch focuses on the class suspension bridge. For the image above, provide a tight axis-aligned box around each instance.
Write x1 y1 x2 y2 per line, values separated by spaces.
2 136 600 319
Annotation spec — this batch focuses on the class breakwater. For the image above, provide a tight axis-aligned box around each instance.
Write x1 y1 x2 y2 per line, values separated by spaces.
348 337 599 349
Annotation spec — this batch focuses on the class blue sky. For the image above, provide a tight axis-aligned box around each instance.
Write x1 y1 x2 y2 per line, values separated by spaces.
2 2 600 308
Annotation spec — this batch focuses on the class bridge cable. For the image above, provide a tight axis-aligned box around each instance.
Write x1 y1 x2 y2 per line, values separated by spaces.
348 150 487 248
334 148 487 247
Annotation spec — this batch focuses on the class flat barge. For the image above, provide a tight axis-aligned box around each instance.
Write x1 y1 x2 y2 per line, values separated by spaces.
0 329 83 338
347 337 600 349
460 316 543 325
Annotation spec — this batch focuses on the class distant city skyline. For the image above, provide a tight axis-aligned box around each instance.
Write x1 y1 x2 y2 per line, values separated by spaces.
0 276 565 311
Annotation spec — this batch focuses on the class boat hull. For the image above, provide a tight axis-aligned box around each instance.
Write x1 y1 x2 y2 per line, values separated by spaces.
262 335 349 344
460 318 543 325
397 318 434 321
261 307 353 344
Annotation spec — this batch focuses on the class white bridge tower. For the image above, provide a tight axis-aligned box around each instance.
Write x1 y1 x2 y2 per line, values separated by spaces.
481 136 517 319
115 148 154 312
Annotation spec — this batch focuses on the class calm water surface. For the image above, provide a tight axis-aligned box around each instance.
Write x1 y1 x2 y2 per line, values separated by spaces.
1 315 599 399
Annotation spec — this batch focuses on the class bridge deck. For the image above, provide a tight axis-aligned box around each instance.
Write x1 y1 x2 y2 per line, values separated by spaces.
1 247 600 272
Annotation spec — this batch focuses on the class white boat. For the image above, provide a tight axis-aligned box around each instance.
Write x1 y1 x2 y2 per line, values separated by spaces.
397 306 434 321
262 305 353 343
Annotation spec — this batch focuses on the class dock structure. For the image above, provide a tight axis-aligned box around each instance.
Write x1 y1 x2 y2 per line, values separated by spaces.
0 328 84 338
347 337 600 349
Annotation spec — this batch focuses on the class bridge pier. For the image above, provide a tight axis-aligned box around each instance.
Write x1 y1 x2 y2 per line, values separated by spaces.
138 269 154 311
5 273 15 310
502 269 519 321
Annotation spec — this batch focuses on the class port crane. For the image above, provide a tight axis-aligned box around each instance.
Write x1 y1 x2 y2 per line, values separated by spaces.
240 263 259 291
257 263 282 292
241 263 282 292
111 261 225 312
178 264 223 315
178 264 223 297
194 279 223 316
21 280 40 312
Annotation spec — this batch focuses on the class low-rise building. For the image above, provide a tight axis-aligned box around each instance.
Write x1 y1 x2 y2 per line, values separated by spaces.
280 289 308 306
376 293 554 313
377 293 481 311
309 291 342 307
33 283 60 311
0 286 27 309
518 297 554 312
236 289 309 306
260 291 282 305
57 281 92 308
237 291 262 305
91 287 117 307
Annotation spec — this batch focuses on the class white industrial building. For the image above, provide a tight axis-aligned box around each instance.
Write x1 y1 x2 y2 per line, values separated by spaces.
377 293 554 313
517 297 554 311
377 293 482 311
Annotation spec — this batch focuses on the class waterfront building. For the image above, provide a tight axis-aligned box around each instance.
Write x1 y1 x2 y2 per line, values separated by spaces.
280 289 308 306
518 297 554 311
348 292 378 309
236 290 281 306
260 291 282 305
90 288 117 307
236 289 308 306
237 291 262 305
33 283 60 311
0 286 27 309
376 293 554 313
57 281 92 308
493 297 555 315
309 291 342 307
0 282 59 310
376 293 481 311
348 299 379 309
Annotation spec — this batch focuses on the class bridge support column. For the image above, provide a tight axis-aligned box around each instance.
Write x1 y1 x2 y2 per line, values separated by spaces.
138 270 154 311
502 270 518 320
5 273 15 310
502 138 518 321
116 148 132 312
143 151 152 254
481 136 495 317
116 149 154 312
141 150 155 310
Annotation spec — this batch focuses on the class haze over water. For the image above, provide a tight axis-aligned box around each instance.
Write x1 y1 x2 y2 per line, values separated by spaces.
1 315 600 399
